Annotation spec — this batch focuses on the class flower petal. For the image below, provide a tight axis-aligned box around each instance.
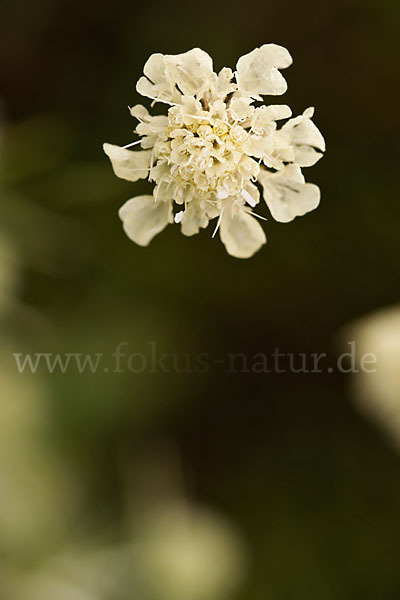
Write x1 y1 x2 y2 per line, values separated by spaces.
103 143 151 182
238 155 260 180
172 181 194 205
251 104 291 134
164 48 214 98
136 53 181 104
236 44 292 98
220 209 266 258
211 67 237 100
244 134 273 159
136 114 169 148
154 179 174 203
118 195 172 246
129 104 151 122
180 199 209 236
281 110 326 167
258 165 320 223
229 96 255 122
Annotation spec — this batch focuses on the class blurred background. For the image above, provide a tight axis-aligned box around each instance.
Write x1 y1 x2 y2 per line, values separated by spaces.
1 0 400 598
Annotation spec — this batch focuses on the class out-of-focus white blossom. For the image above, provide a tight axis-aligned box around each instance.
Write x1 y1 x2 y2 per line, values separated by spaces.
5 502 245 600
347 305 400 449
0 352 79 557
131 502 246 600
104 45 325 258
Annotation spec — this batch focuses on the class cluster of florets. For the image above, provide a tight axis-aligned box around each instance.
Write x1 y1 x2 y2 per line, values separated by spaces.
104 44 325 258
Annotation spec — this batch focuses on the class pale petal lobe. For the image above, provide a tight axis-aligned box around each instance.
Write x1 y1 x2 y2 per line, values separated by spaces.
103 143 151 182
220 210 266 258
259 165 320 223
236 44 293 98
119 195 171 246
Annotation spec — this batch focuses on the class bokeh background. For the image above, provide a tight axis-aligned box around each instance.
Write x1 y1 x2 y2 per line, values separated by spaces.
1 0 400 598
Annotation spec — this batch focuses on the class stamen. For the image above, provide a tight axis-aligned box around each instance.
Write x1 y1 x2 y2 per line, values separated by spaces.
148 95 179 106
122 139 142 149
241 188 256 207
149 147 155 181
212 209 224 238
243 208 268 221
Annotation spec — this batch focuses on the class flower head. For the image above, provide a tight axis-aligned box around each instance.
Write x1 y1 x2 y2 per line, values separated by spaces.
104 45 325 258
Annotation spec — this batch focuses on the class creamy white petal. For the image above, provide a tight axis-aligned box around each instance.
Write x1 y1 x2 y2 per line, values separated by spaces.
244 134 273 159
136 114 169 148
150 159 170 182
172 181 194 205
180 199 209 236
220 209 266 258
229 96 255 121
212 67 237 99
263 104 292 120
281 112 325 167
209 100 227 120
154 179 174 203
118 195 172 246
238 155 260 179
103 143 151 181
259 165 320 223
262 130 295 169
206 202 220 219
136 53 181 104
236 44 293 98
284 113 326 150
292 144 324 167
303 106 314 118
129 104 151 122
164 48 213 97
143 53 166 86
251 104 291 134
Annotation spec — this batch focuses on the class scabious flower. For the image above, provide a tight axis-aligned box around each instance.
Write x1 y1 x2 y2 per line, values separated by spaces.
104 45 325 258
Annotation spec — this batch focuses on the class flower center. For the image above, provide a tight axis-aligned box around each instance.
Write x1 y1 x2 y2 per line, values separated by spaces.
157 101 249 199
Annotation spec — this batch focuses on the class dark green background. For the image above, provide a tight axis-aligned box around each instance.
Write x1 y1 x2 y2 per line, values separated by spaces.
1 0 400 597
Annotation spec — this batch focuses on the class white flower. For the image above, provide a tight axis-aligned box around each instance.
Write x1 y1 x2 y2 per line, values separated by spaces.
132 503 246 600
345 305 400 451
104 45 325 258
